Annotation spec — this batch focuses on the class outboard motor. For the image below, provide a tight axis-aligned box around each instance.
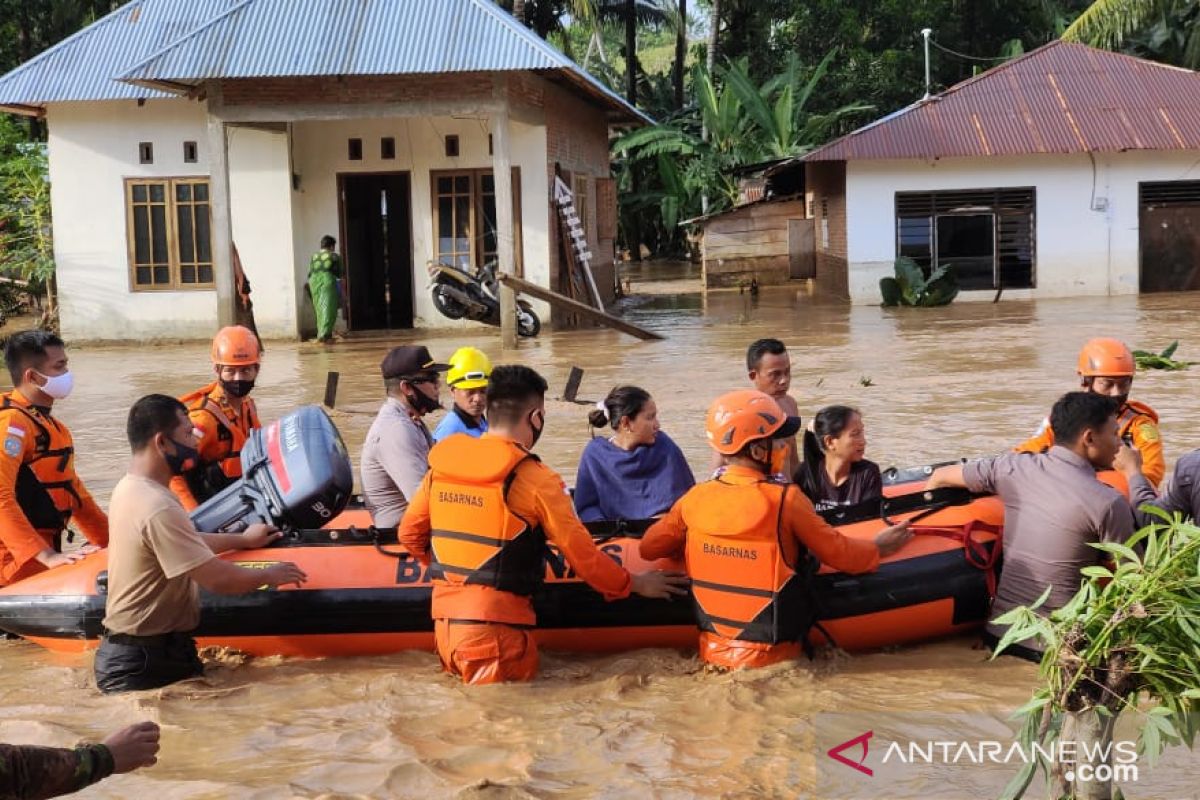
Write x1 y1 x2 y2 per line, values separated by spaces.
191 405 353 532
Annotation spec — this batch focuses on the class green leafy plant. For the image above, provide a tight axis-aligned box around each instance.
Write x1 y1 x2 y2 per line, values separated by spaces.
879 257 959 307
1132 341 1194 371
995 514 1200 800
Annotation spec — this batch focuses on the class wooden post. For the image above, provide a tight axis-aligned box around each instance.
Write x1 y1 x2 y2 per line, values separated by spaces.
562 367 584 402
492 76 518 349
323 371 340 409
206 91 236 328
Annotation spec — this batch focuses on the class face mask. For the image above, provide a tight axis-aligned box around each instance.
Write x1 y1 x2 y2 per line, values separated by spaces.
528 409 545 448
406 383 442 415
163 437 199 476
34 370 74 400
221 379 256 399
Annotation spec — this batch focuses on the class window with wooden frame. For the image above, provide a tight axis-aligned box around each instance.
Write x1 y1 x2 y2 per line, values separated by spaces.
431 168 522 271
125 178 215 290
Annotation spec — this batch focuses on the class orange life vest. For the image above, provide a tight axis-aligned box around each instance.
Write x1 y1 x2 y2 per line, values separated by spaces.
1117 401 1155 440
683 479 818 647
0 391 81 532
178 382 259 501
426 434 545 597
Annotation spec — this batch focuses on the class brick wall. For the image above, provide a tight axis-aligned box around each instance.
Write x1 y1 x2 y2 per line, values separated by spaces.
540 77 616 324
219 74 494 106
806 160 849 299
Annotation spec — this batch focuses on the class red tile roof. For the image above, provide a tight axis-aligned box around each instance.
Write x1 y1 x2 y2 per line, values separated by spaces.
805 41 1200 162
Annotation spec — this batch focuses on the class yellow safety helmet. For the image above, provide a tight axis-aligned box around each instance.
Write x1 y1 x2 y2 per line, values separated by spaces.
446 347 492 389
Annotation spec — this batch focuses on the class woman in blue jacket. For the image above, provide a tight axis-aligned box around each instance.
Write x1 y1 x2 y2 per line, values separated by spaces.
574 386 695 522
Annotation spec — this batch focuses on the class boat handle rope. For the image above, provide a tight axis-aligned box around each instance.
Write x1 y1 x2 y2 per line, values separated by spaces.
368 526 410 559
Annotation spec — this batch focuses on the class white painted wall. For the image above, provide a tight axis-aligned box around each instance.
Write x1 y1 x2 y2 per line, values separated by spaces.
844 151 1200 304
226 126 297 338
47 102 552 340
289 114 550 330
47 99 218 341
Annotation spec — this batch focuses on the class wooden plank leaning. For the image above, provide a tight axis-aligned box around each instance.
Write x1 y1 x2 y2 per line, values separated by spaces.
496 273 665 341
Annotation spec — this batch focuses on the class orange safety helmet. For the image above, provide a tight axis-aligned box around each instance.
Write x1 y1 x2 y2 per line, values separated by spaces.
1077 338 1134 378
211 325 261 366
705 389 802 455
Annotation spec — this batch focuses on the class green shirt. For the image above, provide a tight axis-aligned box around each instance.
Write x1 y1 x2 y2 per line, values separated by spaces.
308 250 342 279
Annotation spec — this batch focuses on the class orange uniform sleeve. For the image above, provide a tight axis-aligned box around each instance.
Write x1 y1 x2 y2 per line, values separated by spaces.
639 499 688 561
171 406 227 511
0 413 52 576
396 473 433 565
1130 419 1165 488
1015 418 1054 454
68 478 108 547
784 488 879 574
515 462 632 601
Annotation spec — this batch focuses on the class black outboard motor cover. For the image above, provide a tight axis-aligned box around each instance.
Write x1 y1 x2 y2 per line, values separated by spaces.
191 405 353 532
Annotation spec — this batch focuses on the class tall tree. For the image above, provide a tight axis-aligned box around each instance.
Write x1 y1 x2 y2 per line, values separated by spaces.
674 0 687 108
1063 0 1200 68
625 0 638 104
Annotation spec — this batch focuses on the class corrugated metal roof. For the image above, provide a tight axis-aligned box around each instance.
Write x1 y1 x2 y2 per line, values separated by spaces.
117 0 647 122
0 0 649 124
0 0 244 108
805 41 1200 162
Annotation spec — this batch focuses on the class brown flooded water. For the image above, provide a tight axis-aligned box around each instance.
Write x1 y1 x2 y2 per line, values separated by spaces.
2 272 1199 798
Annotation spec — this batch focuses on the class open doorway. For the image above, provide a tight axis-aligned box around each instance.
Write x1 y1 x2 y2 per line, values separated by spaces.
337 172 413 330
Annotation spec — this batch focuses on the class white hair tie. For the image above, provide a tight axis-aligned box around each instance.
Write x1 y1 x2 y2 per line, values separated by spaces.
595 400 607 412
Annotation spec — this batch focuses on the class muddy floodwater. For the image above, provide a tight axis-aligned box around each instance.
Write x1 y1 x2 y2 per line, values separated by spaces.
2 269 1199 798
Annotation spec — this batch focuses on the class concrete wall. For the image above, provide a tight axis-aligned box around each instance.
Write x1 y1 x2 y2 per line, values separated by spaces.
700 199 805 288
46 99 218 341
843 151 1200 304
288 114 550 329
226 125 297 338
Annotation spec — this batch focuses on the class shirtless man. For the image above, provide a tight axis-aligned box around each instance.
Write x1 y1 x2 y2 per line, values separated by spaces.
710 338 800 480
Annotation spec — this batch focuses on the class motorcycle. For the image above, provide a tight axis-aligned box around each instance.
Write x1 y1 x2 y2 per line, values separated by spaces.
427 260 541 337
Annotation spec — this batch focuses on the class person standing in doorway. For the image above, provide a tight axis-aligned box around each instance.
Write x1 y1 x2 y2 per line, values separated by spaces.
308 235 343 344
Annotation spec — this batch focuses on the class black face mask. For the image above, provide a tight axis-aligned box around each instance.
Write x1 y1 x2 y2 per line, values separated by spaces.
406 383 442 415
223 379 255 398
528 409 545 448
222 379 256 399
163 437 199 476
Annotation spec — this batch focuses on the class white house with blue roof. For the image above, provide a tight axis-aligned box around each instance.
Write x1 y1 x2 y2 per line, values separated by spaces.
0 0 645 341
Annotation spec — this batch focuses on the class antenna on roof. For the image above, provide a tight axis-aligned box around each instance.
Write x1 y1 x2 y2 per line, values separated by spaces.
921 28 933 100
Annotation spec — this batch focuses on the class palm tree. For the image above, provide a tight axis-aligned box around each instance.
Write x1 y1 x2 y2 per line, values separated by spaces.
1063 0 1200 68
1062 0 1156 49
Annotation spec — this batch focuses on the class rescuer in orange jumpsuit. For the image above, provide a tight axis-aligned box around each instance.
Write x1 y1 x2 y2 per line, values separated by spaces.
169 326 262 510
399 364 688 684
1016 338 1163 486
0 330 108 586
640 389 912 670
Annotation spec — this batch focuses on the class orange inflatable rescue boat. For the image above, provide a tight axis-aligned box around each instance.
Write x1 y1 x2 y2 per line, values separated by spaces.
0 408 1003 659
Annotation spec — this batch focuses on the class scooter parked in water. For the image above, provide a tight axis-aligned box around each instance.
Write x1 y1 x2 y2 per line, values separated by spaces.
427 260 541 337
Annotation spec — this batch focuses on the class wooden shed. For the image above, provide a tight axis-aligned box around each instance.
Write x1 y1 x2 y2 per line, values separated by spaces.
689 159 814 289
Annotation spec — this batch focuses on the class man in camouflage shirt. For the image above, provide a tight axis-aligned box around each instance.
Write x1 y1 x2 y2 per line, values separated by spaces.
0 721 158 799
